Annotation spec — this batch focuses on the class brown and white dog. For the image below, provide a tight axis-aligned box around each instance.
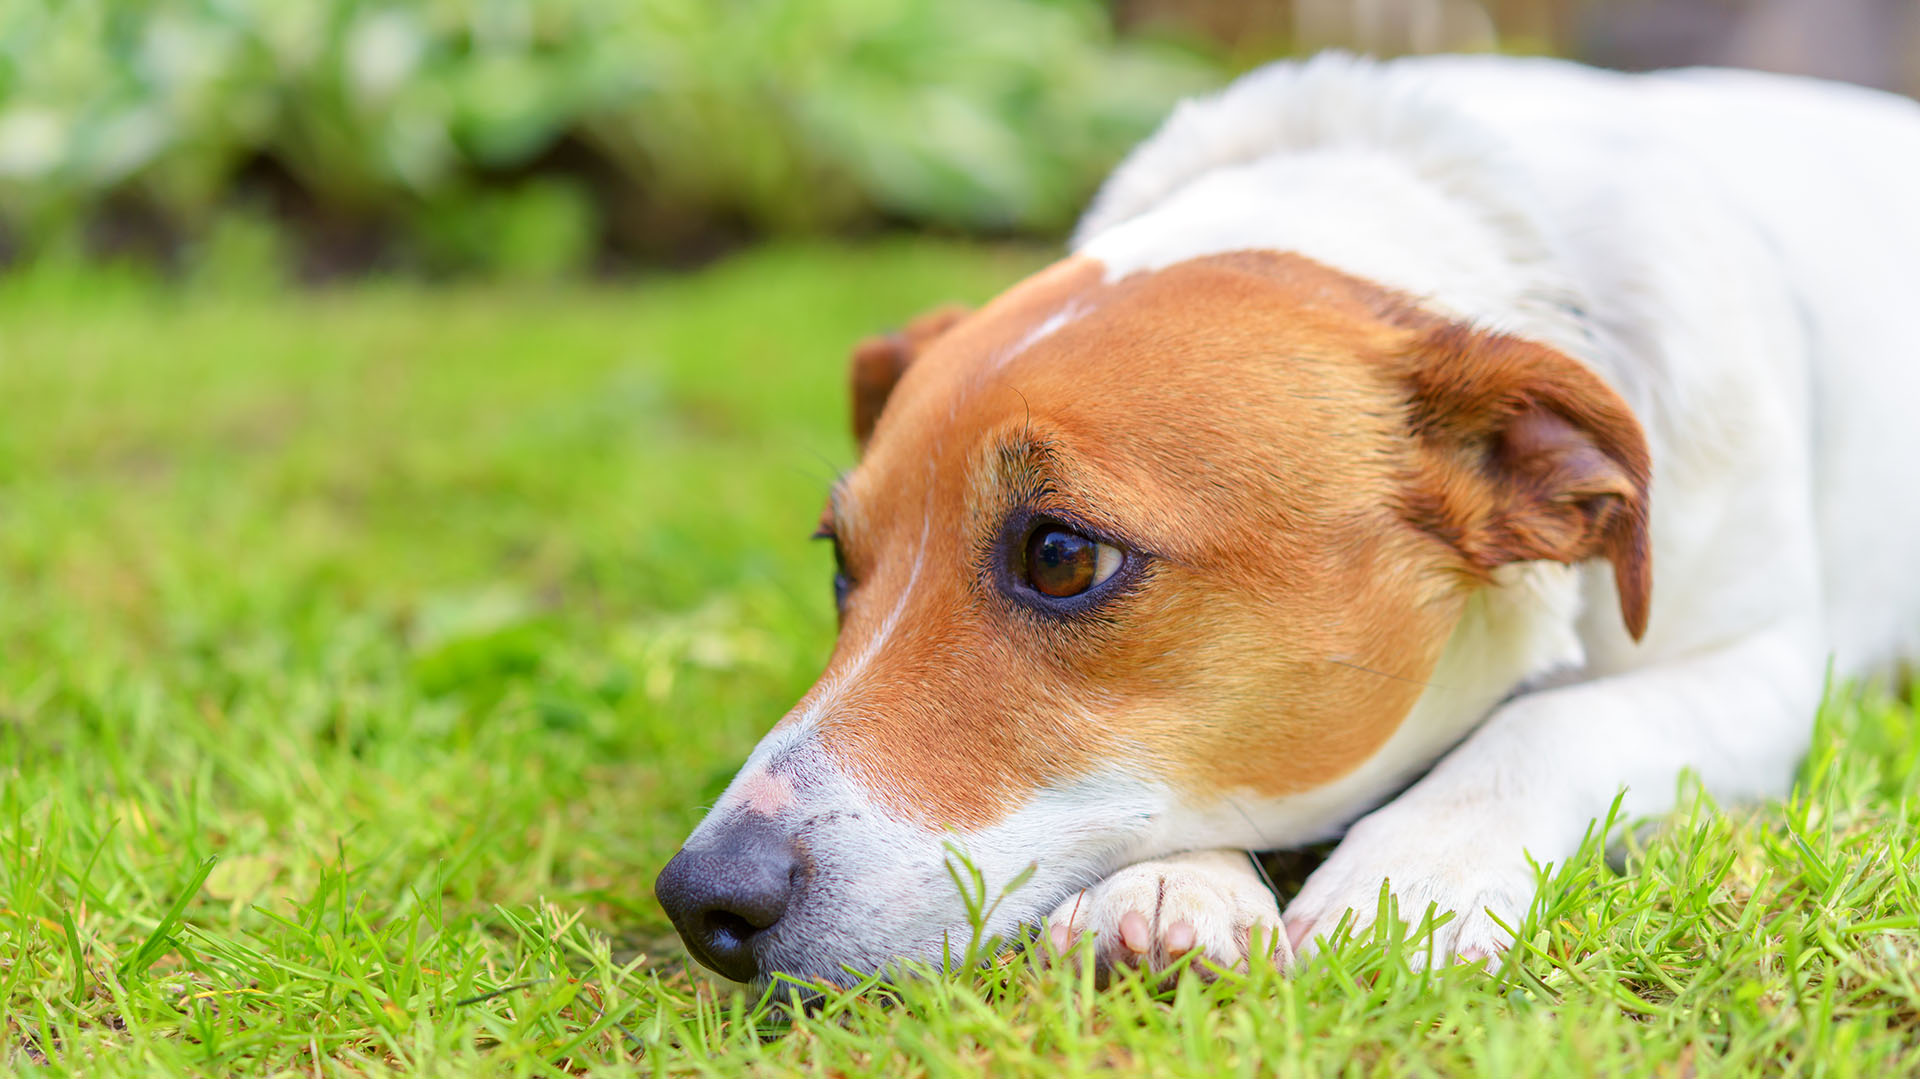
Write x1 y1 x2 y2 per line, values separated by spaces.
655 54 1920 984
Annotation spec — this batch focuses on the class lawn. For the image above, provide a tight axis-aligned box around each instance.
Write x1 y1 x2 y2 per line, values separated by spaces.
1 241 1916 1077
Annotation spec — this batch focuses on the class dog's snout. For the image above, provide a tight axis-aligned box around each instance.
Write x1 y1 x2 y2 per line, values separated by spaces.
654 815 797 982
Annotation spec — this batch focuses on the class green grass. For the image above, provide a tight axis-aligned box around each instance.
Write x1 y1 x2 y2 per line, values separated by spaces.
2 241 1916 1077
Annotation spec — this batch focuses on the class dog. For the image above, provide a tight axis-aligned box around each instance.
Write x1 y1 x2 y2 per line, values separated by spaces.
655 53 1920 985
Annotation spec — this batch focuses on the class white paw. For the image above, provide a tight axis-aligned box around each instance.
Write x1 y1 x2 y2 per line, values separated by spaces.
1043 850 1293 982
1281 809 1539 968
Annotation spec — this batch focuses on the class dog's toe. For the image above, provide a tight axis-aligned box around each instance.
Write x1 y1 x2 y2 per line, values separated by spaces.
1043 850 1291 984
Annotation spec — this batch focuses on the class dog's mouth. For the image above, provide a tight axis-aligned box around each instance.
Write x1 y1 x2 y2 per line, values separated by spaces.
652 710 1222 983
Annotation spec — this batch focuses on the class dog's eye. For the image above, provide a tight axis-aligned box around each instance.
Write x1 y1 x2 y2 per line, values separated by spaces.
1025 527 1122 598
815 524 853 619
830 545 852 617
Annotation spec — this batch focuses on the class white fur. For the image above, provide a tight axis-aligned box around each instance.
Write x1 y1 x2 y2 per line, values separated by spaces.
993 300 1091 371
676 54 1920 979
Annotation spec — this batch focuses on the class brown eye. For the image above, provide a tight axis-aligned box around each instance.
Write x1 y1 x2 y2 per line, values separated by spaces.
1024 527 1122 598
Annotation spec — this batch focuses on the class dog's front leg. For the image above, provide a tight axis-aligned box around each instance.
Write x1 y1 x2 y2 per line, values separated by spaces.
1282 624 1823 965
1042 849 1293 981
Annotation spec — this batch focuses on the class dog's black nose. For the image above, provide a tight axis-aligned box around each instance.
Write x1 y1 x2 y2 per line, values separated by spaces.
654 815 796 982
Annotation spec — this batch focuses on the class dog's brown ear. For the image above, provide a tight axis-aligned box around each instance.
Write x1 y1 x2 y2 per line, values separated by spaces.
1394 322 1652 640
849 304 970 450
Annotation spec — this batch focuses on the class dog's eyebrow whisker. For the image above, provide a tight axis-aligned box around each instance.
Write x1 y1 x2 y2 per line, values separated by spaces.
789 451 845 490
1325 656 1446 692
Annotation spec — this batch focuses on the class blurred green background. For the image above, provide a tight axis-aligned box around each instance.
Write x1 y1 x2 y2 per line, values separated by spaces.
4 0 1915 280
0 0 1218 278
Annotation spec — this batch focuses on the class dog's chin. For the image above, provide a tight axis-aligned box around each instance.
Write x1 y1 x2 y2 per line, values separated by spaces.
734 890 1071 992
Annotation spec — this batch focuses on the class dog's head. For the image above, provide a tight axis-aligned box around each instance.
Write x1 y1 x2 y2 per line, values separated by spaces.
655 251 1649 983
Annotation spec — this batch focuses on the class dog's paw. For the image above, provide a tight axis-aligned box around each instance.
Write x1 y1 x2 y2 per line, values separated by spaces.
1281 809 1538 968
1043 850 1292 983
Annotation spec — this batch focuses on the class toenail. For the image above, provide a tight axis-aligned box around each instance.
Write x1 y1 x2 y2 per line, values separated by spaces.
1165 921 1196 956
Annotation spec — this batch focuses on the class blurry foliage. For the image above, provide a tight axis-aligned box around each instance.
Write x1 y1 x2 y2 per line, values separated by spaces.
0 0 1218 275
